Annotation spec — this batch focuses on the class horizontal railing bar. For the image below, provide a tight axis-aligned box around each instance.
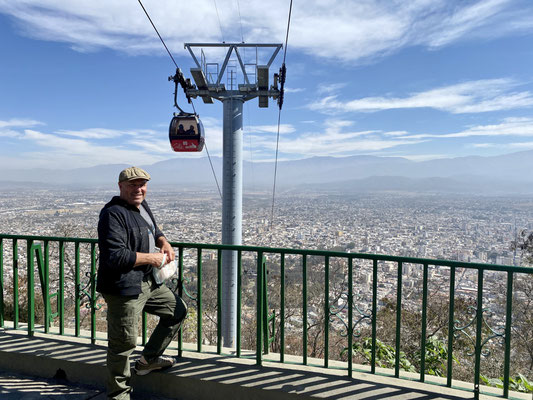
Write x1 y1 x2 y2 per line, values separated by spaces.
0 234 98 243
167 242 525 273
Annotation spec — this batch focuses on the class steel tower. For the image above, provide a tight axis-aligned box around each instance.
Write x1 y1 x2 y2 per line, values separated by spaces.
185 43 282 347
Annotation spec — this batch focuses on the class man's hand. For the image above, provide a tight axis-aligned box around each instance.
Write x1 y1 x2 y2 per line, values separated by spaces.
157 237 175 264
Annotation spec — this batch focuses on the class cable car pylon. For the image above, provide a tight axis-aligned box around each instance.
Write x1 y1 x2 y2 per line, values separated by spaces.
183 42 282 349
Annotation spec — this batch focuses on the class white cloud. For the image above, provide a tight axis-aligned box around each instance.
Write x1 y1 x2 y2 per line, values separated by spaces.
400 154 450 162
472 141 533 150
509 141 533 149
0 129 21 138
130 138 172 154
414 0 511 48
404 117 533 139
309 79 533 114
317 83 348 95
247 124 295 134
56 128 156 139
1 0 531 62
284 87 305 94
273 136 423 157
15 128 168 168
472 143 498 148
383 131 409 137
23 129 87 149
0 0 220 54
248 120 423 159
0 118 44 128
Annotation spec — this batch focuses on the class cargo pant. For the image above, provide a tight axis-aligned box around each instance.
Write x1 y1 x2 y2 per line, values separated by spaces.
102 275 187 400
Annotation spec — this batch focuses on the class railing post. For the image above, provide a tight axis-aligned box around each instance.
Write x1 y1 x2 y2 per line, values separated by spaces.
302 254 308 365
395 261 403 378
178 247 184 357
0 238 4 327
27 240 35 337
348 257 353 377
13 239 18 329
503 271 513 398
236 250 242 358
75 242 80 337
262 255 269 355
420 263 429 382
43 241 50 332
142 251 150 344
31 241 48 334
32 243 47 335
371 258 378 374
197 248 203 353
90 243 97 344
280 253 285 363
324 256 330 368
217 249 222 355
473 269 484 399
447 267 456 387
256 250 264 366
59 240 65 335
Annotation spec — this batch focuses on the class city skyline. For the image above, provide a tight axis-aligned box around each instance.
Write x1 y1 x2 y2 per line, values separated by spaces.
2 0 533 171
1 187 529 267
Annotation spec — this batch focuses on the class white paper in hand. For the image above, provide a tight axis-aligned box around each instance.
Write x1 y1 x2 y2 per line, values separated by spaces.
153 260 177 284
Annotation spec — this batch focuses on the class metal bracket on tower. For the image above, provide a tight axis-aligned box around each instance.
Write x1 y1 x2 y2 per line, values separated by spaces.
184 43 282 103
257 65 269 108
190 68 214 103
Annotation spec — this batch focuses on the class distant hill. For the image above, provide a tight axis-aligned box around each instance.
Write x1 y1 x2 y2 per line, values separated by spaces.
4 150 533 194
313 175 530 195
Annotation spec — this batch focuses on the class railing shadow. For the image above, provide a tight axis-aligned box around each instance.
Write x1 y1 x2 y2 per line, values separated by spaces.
0 329 477 400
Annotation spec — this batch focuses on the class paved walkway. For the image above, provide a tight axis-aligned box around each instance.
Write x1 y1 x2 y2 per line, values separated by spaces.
0 369 104 399
0 369 174 400
2 329 528 400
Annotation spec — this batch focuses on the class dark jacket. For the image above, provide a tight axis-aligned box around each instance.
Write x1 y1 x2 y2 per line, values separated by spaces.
96 196 164 296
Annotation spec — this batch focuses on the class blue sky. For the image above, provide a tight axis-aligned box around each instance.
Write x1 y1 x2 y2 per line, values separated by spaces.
1 0 533 170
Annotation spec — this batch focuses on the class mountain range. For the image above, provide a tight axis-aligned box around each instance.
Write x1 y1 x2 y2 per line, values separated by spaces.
4 150 533 194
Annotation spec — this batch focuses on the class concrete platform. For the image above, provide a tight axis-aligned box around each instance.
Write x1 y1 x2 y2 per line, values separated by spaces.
0 328 528 400
0 369 104 400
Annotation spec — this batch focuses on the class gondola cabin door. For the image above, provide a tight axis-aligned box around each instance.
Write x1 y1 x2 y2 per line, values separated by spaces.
169 114 205 152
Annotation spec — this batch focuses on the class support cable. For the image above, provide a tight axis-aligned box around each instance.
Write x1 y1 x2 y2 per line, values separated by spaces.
137 0 178 69
213 0 225 42
137 0 221 199
269 0 293 235
205 143 222 198
236 0 245 43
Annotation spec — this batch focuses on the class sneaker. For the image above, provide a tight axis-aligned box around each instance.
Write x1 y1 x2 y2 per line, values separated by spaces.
134 355 176 376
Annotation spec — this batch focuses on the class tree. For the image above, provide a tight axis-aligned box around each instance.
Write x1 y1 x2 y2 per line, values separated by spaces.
342 337 416 372
509 230 533 380
511 230 533 265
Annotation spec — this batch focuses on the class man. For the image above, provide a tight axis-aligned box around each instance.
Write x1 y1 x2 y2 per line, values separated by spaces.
97 166 187 400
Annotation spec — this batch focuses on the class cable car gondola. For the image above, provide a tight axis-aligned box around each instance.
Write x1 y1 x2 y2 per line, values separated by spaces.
169 112 205 152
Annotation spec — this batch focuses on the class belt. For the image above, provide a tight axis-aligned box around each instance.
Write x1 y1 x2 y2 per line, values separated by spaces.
142 272 153 282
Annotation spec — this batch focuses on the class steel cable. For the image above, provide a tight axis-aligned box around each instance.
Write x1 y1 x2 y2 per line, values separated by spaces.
137 0 222 199
269 0 294 236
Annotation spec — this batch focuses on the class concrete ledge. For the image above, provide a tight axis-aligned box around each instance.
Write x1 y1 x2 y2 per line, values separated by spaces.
0 328 528 400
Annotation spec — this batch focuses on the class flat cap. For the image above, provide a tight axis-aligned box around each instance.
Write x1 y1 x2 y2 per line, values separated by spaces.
118 166 151 182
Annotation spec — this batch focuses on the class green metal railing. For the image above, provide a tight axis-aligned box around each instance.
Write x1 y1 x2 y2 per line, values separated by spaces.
0 233 532 399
